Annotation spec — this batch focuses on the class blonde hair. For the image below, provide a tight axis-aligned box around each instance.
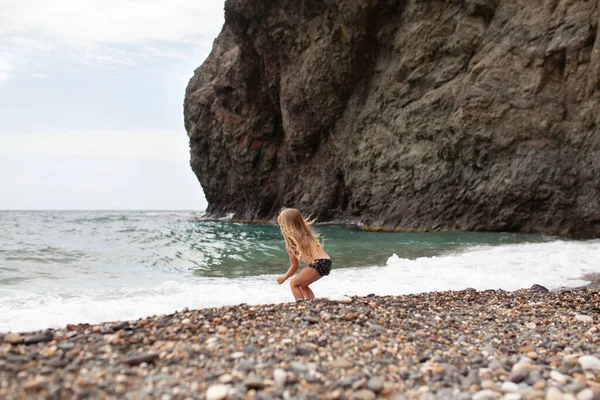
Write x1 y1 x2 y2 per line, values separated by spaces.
277 208 323 264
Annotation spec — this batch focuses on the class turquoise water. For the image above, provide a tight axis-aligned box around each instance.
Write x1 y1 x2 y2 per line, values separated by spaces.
189 222 553 278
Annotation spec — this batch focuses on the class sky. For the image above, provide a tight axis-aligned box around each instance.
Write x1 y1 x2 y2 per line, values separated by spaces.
0 0 226 210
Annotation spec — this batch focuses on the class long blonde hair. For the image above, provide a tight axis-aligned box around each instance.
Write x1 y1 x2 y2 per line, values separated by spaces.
277 208 323 264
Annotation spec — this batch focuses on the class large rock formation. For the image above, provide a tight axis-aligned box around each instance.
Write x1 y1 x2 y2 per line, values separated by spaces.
184 0 600 237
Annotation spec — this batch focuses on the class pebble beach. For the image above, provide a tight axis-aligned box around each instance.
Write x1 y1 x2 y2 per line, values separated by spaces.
1 287 599 400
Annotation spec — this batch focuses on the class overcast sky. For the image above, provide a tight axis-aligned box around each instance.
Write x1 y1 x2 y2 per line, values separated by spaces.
0 0 225 209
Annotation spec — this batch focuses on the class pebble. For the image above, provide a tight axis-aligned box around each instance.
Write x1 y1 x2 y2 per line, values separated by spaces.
236 359 255 372
273 368 286 387
509 370 530 383
23 376 46 391
575 389 594 400
23 332 53 345
530 284 549 292
217 325 228 334
546 387 565 400
0 290 598 399
482 380 499 390
345 312 358 321
351 389 376 400
123 353 159 366
472 389 501 400
578 356 600 371
206 384 229 400
574 315 593 323
66 324 81 331
501 381 520 393
331 358 354 368
550 371 568 385
330 295 352 304
563 383 586 393
243 375 265 390
3 333 23 345
290 361 308 372
503 394 522 400
367 377 384 393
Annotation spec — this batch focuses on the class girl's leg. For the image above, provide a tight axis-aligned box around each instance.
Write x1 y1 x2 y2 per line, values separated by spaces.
289 267 322 300
300 286 315 300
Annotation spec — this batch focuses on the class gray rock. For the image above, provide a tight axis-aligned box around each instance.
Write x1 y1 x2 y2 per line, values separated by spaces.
366 377 383 393
242 345 258 353
184 0 600 237
24 332 53 345
464 369 481 386
563 382 586 393
236 359 255 372
351 378 366 391
337 375 360 388
256 392 274 400
530 284 549 293
526 370 542 385
123 353 159 366
436 388 456 399
508 369 529 383
290 361 308 372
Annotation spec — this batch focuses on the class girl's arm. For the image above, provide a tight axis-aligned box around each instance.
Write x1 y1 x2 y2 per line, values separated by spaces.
277 248 299 284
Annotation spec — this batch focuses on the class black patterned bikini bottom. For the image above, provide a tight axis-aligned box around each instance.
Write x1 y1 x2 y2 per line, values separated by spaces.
309 259 332 277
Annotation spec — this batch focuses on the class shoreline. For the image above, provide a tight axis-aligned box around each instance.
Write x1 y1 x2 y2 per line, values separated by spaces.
201 215 600 240
1 287 599 399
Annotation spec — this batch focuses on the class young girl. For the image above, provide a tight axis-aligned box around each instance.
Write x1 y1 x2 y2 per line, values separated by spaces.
276 208 332 300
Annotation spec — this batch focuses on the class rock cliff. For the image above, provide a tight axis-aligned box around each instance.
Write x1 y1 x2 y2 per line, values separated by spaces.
184 0 600 237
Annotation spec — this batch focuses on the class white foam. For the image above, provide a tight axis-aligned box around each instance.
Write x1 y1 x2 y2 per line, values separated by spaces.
1 239 598 333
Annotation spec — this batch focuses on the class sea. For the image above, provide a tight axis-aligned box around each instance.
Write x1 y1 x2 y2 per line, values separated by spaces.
1 210 599 333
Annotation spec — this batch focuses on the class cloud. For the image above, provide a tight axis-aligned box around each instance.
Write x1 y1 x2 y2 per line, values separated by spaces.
0 0 224 47
3 36 57 52
0 128 191 163
0 0 224 72
0 56 13 84
31 73 48 79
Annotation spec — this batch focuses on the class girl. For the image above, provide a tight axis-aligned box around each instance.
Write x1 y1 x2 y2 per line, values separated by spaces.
276 208 331 300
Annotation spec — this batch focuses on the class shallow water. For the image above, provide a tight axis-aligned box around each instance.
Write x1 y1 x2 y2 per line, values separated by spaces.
1 210 598 332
